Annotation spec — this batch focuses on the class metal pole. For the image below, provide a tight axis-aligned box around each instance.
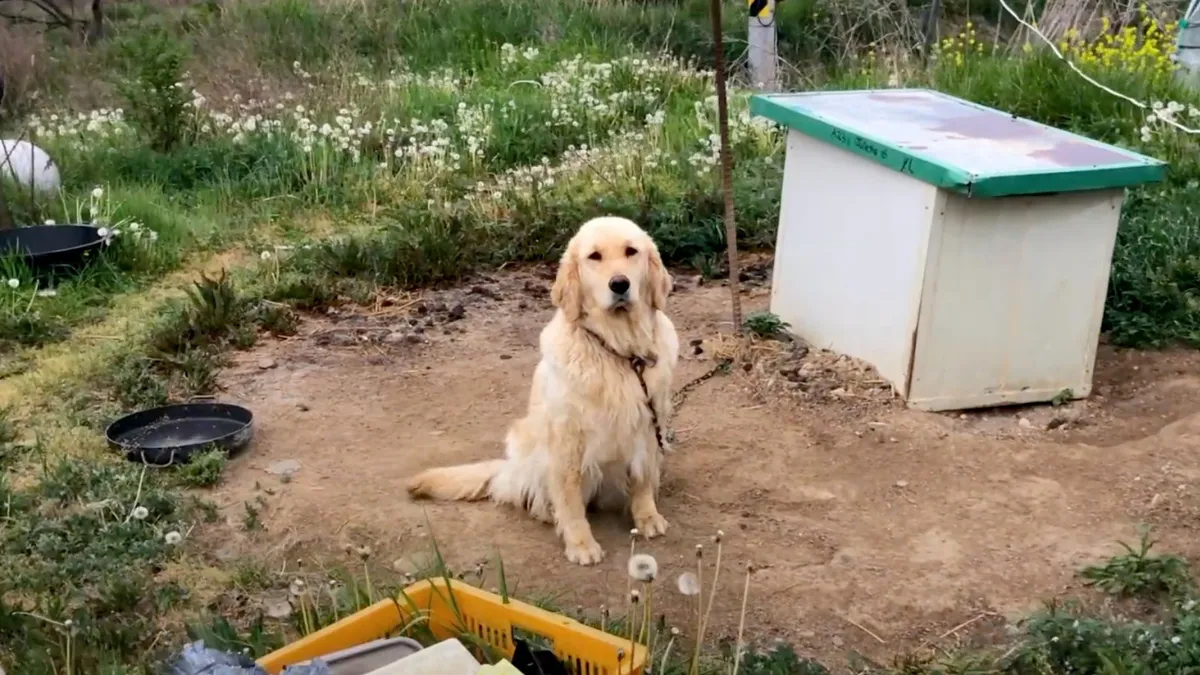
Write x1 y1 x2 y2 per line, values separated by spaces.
710 0 743 330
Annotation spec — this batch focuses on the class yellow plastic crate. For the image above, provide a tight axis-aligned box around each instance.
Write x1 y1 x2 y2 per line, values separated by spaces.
257 578 647 675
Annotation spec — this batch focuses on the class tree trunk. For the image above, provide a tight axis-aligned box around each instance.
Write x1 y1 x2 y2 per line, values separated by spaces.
86 0 104 43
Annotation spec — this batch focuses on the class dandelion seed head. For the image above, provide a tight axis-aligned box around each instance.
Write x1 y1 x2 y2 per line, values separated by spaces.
676 571 700 596
132 506 149 520
91 187 104 200
627 553 658 582
164 531 183 545
6 278 18 289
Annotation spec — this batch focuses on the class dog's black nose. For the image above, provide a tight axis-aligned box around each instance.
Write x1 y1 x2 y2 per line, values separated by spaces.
609 276 631 295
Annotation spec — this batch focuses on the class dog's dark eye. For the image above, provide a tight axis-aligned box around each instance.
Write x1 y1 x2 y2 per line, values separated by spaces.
588 251 602 261
625 247 638 257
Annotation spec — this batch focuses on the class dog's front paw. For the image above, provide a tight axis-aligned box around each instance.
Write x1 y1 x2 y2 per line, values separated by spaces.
564 537 605 566
635 512 669 538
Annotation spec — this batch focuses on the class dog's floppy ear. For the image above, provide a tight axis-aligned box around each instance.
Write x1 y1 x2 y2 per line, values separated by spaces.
647 243 672 311
551 245 583 322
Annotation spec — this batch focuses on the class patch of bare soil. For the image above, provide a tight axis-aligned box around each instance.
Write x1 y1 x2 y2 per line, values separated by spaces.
206 260 1200 670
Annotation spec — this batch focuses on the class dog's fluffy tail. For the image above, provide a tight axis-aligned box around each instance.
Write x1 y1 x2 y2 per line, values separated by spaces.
407 460 505 501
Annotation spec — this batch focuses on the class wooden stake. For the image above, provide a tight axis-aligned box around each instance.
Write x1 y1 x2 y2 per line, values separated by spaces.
710 0 743 330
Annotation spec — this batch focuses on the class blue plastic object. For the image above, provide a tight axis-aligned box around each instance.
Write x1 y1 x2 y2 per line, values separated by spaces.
170 641 333 675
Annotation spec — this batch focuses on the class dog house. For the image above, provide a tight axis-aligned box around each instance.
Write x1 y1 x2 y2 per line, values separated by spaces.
750 89 1166 411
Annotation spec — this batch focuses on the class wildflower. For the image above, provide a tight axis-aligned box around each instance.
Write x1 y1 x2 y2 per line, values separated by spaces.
627 553 659 582
97 227 110 238
132 506 149 520
91 186 104 200
630 589 641 603
36 289 57 298
290 578 306 596
356 545 372 560
261 250 273 260
43 219 56 225
164 531 183 545
676 571 700 596
6 278 17 289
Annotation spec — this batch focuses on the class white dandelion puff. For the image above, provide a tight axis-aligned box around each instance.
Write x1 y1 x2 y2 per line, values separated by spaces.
6 278 18 289
627 553 658 582
261 250 273 260
131 506 149 520
164 531 183 545
676 571 700 596
91 186 104 200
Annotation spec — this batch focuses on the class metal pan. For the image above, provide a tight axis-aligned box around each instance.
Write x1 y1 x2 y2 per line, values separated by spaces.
105 400 254 466
0 224 105 273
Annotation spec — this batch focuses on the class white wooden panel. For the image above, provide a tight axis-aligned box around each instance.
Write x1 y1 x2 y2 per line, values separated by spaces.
770 129 940 394
907 189 1123 410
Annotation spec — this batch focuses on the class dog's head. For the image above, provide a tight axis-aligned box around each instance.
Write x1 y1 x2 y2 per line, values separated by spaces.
551 217 672 322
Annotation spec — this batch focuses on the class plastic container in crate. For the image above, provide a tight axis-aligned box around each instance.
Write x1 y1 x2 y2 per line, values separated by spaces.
258 578 647 675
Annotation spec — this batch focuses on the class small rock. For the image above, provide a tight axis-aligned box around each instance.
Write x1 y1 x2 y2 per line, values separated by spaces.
257 357 278 370
1018 417 1033 429
263 593 293 619
267 459 302 477
416 302 429 315
404 334 425 345
447 303 466 321
432 301 447 312
383 331 409 345
799 630 816 639
470 285 500 300
895 480 909 488
1047 417 1067 430
413 324 425 334
500 354 513 360
518 300 529 310
831 636 845 647
296 402 310 412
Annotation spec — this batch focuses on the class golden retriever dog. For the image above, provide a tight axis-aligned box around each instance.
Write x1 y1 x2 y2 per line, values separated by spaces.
407 216 679 565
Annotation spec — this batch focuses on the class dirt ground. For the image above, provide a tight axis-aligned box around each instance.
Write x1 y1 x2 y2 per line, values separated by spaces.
207 259 1200 669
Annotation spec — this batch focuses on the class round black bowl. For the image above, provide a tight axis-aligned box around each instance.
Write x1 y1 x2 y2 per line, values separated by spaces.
0 224 105 272
106 402 255 466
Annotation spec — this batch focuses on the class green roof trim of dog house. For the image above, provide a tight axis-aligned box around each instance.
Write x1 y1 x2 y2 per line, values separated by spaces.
750 89 1167 198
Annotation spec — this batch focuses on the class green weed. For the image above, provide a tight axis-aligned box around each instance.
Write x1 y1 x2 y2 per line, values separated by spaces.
175 447 227 488
743 312 791 340
1080 529 1194 600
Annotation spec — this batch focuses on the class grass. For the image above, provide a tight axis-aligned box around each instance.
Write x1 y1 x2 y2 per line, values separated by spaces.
1 0 1200 672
